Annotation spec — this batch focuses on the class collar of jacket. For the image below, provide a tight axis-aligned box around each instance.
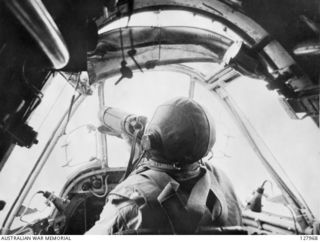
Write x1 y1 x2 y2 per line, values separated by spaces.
144 159 201 172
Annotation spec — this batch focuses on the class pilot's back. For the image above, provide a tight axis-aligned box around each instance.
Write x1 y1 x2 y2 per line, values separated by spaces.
86 97 242 234
86 162 242 234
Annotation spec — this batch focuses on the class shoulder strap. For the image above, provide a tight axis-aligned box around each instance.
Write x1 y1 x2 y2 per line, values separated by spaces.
205 164 229 222
187 168 211 210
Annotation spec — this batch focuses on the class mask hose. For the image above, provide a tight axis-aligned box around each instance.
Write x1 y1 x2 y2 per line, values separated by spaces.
122 117 145 180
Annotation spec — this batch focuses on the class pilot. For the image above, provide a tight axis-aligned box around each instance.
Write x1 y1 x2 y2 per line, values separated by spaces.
86 97 242 234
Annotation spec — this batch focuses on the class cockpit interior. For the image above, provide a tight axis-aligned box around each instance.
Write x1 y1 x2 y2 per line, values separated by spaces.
0 0 319 236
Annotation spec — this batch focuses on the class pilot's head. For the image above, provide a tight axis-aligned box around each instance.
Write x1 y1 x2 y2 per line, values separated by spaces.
142 97 216 165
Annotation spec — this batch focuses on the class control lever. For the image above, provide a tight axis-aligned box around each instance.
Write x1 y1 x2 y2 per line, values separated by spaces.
128 49 143 73
40 191 70 213
127 27 143 73
114 60 133 85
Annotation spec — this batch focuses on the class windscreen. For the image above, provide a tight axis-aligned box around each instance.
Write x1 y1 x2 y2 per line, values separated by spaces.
102 70 319 220
225 77 320 219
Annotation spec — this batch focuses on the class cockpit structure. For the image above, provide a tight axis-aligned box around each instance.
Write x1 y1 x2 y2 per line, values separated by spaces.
0 0 319 236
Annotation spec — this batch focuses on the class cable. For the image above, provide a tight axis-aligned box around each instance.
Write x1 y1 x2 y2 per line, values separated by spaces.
285 204 299 234
261 179 274 196
123 129 140 180
89 176 109 198
131 150 146 172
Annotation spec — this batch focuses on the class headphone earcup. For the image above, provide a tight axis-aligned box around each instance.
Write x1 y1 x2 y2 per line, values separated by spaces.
141 131 162 151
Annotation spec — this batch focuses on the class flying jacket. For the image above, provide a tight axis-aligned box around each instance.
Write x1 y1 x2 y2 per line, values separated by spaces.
86 161 242 235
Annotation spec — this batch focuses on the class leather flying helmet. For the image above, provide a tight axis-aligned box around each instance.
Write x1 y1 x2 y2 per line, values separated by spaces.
141 97 216 164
